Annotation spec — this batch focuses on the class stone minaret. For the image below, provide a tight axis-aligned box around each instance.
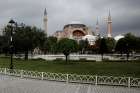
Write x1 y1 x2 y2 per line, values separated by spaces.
44 8 48 35
95 18 99 36
107 10 112 37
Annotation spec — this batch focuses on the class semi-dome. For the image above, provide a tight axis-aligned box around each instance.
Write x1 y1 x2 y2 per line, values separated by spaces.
114 34 124 41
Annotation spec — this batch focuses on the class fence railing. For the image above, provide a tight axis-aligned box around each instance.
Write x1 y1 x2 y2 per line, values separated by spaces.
0 68 139 88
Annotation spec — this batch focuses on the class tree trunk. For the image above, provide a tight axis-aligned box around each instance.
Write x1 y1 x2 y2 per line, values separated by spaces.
101 53 103 61
120 50 123 56
126 52 129 62
65 54 70 63
25 50 28 60
65 55 68 63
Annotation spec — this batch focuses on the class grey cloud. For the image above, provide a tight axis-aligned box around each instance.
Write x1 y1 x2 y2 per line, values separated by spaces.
0 0 140 36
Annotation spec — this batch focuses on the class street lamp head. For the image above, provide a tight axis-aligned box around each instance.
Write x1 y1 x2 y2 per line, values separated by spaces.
8 19 16 27
9 19 15 24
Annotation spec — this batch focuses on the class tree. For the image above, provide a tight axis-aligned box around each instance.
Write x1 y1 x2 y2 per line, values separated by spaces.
99 38 108 60
0 36 4 54
93 38 101 54
2 22 45 60
78 39 89 54
14 26 45 60
1 25 11 55
136 37 140 53
115 38 127 56
43 36 57 54
57 38 78 62
105 38 116 53
115 33 140 61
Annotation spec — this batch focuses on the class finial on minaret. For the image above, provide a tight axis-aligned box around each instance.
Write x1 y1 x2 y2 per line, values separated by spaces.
44 8 47 16
108 9 112 22
109 9 111 17
107 9 112 38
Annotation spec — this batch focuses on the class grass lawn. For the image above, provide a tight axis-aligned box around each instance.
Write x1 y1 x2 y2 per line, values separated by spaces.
0 57 140 77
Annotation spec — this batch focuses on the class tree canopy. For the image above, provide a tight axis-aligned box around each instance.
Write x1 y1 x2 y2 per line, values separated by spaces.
43 36 57 54
99 38 108 60
1 23 46 60
1 21 140 62
115 33 140 54
57 38 78 62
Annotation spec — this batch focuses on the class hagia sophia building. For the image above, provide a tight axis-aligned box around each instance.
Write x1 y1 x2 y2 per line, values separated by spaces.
43 8 113 45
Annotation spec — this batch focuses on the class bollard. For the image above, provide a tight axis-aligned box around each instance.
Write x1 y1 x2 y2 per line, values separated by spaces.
66 74 69 84
20 70 23 78
41 72 44 80
128 77 131 88
95 75 98 86
4 68 7 75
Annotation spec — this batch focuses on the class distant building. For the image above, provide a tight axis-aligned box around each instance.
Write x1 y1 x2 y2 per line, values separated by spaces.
46 9 113 44
114 34 124 41
53 30 64 40
53 22 94 42
82 35 98 45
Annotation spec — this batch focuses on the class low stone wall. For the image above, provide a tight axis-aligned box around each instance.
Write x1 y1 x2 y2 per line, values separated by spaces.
31 54 119 61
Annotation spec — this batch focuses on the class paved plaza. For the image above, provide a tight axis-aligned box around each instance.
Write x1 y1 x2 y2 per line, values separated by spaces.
0 74 140 93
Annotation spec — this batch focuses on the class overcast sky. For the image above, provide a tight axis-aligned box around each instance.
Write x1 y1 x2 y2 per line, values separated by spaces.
0 0 140 36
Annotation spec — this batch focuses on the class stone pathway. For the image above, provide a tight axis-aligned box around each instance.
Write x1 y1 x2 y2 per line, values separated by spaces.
0 74 140 93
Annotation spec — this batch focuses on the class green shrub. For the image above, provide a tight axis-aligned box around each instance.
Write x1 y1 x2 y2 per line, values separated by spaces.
53 58 63 62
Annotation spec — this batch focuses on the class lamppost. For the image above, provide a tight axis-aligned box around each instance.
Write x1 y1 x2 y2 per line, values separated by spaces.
9 19 15 69
126 43 129 61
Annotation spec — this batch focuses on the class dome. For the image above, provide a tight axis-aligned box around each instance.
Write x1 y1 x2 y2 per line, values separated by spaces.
114 34 124 41
64 23 86 29
70 21 83 24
